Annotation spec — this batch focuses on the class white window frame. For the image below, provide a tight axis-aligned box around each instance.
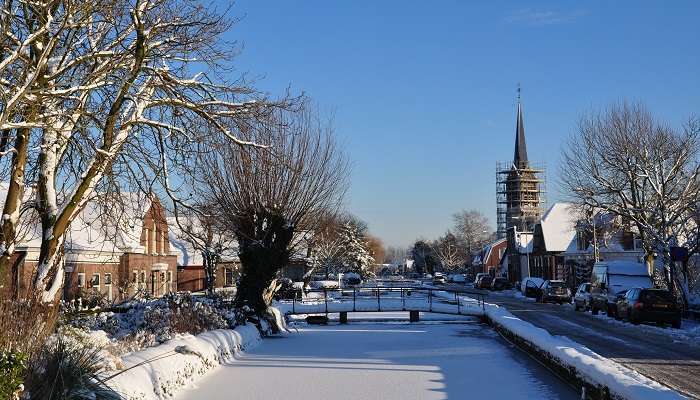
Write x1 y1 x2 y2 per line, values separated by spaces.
91 273 100 290
77 273 85 288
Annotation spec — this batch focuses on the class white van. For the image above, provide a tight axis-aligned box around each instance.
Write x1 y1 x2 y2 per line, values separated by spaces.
590 261 652 316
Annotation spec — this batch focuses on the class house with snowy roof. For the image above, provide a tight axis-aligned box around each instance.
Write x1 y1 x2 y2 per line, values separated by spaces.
561 210 645 288
1 184 179 301
472 238 507 276
528 202 579 282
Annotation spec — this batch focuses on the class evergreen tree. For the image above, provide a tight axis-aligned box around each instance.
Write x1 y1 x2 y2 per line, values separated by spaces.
339 222 375 278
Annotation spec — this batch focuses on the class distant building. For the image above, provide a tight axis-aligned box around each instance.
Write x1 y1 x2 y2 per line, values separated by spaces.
497 93 546 283
562 210 645 288
496 95 545 239
472 238 507 276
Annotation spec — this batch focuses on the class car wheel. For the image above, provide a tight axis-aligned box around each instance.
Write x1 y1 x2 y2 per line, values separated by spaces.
592 307 599 315
629 315 640 325
672 320 681 329
574 302 580 311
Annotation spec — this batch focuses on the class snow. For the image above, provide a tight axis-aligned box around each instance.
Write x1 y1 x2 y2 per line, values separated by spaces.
539 202 578 252
108 324 261 400
483 303 685 399
176 321 576 400
602 260 650 276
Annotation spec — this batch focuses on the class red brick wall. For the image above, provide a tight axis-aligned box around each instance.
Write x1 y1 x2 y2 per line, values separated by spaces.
177 262 240 293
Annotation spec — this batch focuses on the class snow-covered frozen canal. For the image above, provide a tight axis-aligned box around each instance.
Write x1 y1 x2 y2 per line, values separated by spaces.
177 317 577 399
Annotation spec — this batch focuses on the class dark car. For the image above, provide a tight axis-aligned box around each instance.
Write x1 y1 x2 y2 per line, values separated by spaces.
476 275 493 289
490 277 512 291
522 277 544 298
616 288 681 328
537 280 571 304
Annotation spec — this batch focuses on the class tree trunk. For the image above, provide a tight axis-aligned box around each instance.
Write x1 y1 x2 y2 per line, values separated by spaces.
234 210 294 317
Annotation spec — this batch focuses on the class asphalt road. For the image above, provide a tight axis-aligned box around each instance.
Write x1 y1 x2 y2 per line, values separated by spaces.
442 284 700 398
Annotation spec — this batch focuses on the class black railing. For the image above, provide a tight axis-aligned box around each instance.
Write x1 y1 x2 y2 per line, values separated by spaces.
288 286 487 315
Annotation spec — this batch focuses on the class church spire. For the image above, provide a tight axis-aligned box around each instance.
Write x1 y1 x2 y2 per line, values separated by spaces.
513 86 529 168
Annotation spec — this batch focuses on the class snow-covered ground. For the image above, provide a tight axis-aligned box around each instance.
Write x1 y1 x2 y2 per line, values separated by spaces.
176 321 577 400
108 324 261 400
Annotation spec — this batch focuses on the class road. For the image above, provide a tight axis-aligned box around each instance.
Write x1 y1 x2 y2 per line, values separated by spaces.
443 284 700 399
176 321 577 400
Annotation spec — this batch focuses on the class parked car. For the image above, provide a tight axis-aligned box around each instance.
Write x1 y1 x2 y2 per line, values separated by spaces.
616 288 681 328
537 280 571 304
490 277 512 291
433 275 447 285
448 274 466 283
474 273 489 285
573 283 591 311
476 275 493 289
590 261 652 316
520 277 545 298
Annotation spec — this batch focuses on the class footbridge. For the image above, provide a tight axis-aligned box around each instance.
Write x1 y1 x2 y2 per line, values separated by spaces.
279 286 488 322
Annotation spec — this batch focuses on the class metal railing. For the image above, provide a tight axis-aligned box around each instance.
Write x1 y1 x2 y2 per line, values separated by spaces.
287 286 487 315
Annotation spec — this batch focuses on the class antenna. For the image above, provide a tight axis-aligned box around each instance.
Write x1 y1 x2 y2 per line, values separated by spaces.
516 83 521 102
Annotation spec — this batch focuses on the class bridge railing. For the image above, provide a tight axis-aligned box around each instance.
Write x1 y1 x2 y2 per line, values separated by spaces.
287 286 487 315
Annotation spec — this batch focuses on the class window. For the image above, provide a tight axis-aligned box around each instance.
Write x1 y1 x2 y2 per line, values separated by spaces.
225 268 234 287
104 273 112 285
139 270 146 283
144 228 150 254
77 273 85 288
132 271 138 283
167 271 173 282
91 273 100 287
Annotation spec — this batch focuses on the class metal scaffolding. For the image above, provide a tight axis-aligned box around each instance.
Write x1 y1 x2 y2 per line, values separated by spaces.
496 161 546 239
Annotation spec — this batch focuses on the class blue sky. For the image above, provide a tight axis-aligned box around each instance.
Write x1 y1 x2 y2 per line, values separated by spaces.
221 1 700 248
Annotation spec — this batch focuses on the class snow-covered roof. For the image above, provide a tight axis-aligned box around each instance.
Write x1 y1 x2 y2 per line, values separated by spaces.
597 260 649 276
0 182 152 258
539 203 578 252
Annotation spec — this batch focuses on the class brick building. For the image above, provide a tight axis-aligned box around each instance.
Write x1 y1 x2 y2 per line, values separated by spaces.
1 187 179 301
168 216 240 293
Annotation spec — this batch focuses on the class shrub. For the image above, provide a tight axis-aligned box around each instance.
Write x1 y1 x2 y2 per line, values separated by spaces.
0 297 58 361
0 351 26 400
24 336 122 400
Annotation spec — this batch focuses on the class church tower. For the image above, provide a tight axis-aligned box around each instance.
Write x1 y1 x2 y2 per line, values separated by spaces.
496 91 545 238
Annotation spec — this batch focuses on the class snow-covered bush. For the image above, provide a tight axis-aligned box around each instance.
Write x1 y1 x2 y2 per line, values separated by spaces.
61 293 238 357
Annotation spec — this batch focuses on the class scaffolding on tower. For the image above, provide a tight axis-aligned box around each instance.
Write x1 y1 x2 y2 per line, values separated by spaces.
496 161 546 239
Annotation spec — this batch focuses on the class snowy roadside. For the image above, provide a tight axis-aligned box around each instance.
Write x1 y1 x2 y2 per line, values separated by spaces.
489 288 700 342
457 291 686 400
108 324 262 400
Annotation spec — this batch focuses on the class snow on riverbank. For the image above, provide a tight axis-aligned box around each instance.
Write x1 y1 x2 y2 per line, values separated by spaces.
484 302 685 400
108 324 261 400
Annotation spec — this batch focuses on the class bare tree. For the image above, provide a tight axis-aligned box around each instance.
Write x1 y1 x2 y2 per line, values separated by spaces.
452 210 494 257
170 205 237 296
561 101 700 305
0 0 290 301
431 231 467 273
199 106 348 317
309 212 346 279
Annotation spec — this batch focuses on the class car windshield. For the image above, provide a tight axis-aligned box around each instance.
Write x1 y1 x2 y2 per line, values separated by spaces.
640 290 675 303
549 281 566 288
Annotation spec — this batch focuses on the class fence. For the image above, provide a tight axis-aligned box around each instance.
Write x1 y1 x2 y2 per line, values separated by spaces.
285 286 487 316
